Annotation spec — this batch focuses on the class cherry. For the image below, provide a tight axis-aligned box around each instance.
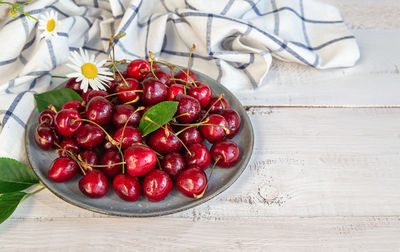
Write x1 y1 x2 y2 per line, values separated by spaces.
187 82 211 108
176 167 207 198
142 78 168 105
51 128 61 144
174 69 197 85
143 169 173 202
207 96 231 113
85 96 114 126
217 109 241 138
79 149 99 174
79 169 109 198
48 157 79 182
199 114 229 143
54 109 82 137
34 126 55 150
168 84 185 101
113 71 128 82
113 174 142 201
126 59 151 81
38 109 56 126
113 126 143 149
85 90 108 102
210 140 240 168
112 104 141 128
61 100 84 112
116 78 141 104
178 127 204 146
58 138 80 157
100 150 122 177
147 125 182 155
81 88 93 101
102 135 117 151
124 145 157 177
105 80 119 93
75 124 105 149
161 152 186 180
145 69 172 86
66 78 83 94
184 143 211 170
174 94 201 123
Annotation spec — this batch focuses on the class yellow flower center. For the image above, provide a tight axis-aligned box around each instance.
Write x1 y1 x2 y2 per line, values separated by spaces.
46 19 56 32
81 63 98 79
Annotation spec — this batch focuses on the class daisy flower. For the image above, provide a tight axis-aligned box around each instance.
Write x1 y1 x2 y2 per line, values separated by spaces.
38 10 59 40
66 48 113 92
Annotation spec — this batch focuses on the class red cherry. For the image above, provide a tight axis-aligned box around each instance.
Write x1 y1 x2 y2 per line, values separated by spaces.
174 94 201 123
176 167 207 197
145 70 172 86
142 78 168 105
34 126 55 150
199 114 229 143
113 174 142 201
187 82 211 108
54 109 82 137
184 143 211 170
79 169 109 198
85 96 114 126
38 109 56 126
168 84 185 101
124 145 157 177
66 78 83 94
178 127 204 146
161 152 186 180
143 169 173 202
102 136 117 151
174 69 197 85
80 88 93 101
147 126 182 155
112 104 141 128
48 157 79 182
126 59 151 81
217 109 241 138
58 138 80 157
79 149 99 174
116 78 141 104
85 90 108 102
210 140 240 168
207 96 231 113
100 150 122 177
113 126 143 149
75 124 105 149
61 100 84 112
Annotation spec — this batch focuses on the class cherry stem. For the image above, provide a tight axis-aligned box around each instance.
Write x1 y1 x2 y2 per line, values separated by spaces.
124 96 140 105
148 51 160 81
201 93 224 121
149 57 197 87
54 142 87 175
194 156 221 199
173 112 190 120
48 104 57 113
73 119 115 146
108 34 129 87
187 44 196 77
104 90 143 98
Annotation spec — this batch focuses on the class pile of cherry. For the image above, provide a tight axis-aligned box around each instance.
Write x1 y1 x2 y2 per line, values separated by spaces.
34 59 241 202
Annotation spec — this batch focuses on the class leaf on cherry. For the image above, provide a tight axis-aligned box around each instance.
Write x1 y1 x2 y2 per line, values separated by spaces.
139 101 178 136
0 158 38 194
34 88 82 112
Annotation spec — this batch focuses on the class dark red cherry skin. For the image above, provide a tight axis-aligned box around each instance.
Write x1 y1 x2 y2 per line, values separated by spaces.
54 109 82 137
79 149 99 174
187 82 211 108
168 84 185 101
143 169 173 202
100 150 122 177
116 78 141 104
217 109 241 138
34 126 55 150
113 174 142 201
113 126 143 149
142 78 168 105
66 78 83 94
207 96 231 113
61 100 84 112
199 114 229 143
85 96 114 126
145 70 172 86
124 145 157 177
210 140 240 168
148 126 182 155
79 170 109 198
105 80 119 93
113 71 128 83
174 94 201 123
126 59 151 81
102 137 117 151
51 128 61 144
58 138 80 157
184 143 211 170
112 104 141 128
75 124 105 149
81 88 93 101
161 152 186 180
174 69 197 85
176 167 207 198
38 109 56 126
85 90 108 102
178 127 204 146
48 157 79 182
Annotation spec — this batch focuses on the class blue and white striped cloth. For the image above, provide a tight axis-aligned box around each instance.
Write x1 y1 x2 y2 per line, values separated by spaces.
0 0 359 160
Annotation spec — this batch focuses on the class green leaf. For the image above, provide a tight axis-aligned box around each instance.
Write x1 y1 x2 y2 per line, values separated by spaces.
0 192 27 225
139 101 178 136
34 88 82 112
0 158 39 194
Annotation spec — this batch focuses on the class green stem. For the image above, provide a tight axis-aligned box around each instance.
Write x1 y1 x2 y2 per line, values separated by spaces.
51 75 68 79
25 185 45 199
0 1 39 21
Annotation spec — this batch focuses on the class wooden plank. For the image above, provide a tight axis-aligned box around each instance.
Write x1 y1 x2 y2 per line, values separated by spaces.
1 217 400 251
9 107 400 219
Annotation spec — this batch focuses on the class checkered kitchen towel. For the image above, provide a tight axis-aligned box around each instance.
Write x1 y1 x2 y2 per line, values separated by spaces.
0 0 359 160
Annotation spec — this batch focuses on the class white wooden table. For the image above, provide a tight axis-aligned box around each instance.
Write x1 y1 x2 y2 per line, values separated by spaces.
1 1 400 250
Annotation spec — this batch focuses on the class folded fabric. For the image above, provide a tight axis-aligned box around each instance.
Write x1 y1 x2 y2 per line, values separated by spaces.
0 0 359 160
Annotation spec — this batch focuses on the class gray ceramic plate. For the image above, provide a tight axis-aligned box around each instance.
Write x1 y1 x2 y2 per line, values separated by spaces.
25 70 254 217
